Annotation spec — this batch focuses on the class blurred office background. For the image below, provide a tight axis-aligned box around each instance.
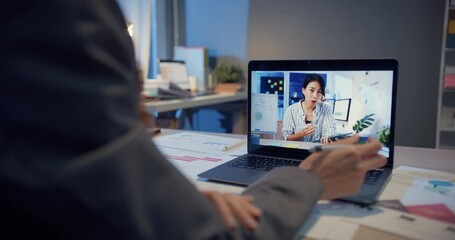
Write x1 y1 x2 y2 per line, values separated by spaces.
116 0 445 148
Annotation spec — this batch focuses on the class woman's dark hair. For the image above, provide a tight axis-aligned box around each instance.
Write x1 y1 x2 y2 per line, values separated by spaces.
302 74 326 97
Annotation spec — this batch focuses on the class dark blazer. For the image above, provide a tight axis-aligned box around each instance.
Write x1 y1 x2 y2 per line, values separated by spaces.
0 0 322 239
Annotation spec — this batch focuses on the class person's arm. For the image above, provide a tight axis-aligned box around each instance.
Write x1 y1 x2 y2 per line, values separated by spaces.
201 190 262 231
1 1 386 239
300 135 387 199
283 105 312 141
282 106 295 140
1 1 230 239
242 168 322 239
242 135 386 239
288 125 316 141
1 1 320 238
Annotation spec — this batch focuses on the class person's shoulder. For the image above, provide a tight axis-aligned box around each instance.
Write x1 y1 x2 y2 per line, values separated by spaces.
288 101 301 109
284 103 299 114
318 101 332 111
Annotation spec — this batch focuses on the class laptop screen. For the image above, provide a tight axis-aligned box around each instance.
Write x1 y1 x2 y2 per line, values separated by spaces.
248 59 398 165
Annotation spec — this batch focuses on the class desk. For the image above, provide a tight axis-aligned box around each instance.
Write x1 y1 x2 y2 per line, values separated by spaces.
144 91 247 113
156 129 455 239
392 146 455 174
145 92 247 133
158 129 455 174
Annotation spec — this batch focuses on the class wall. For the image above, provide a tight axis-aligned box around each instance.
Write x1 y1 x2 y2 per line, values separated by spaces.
181 0 445 145
182 0 250 133
184 0 250 79
116 0 151 79
247 0 445 147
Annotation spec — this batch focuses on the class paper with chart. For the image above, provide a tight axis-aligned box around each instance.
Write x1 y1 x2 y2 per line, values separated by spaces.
153 132 246 155
296 166 455 240
152 132 247 181
346 206 455 240
400 178 455 224
156 147 234 181
251 93 278 133
380 166 455 225
297 200 455 240
296 201 370 240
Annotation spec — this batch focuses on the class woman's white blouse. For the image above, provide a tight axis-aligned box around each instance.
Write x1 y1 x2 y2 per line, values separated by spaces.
282 100 336 142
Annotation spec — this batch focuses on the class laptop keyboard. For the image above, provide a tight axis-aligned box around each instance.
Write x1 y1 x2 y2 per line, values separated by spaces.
364 169 383 185
227 155 300 171
227 155 383 184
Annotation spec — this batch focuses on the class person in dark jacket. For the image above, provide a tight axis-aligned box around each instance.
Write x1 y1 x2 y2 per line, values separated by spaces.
0 1 386 239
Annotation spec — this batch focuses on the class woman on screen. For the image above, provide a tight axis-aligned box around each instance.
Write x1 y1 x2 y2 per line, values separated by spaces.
282 74 336 143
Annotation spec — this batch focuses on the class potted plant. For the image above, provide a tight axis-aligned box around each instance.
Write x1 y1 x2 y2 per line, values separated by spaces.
377 126 390 148
213 64 242 93
352 113 375 143
352 113 375 133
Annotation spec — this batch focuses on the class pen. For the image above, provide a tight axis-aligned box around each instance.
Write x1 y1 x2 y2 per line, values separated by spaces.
221 139 247 152
308 144 352 153
147 128 161 136
398 215 415 222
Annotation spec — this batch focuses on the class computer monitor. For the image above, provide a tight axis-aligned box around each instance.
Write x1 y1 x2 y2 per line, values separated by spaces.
333 98 351 121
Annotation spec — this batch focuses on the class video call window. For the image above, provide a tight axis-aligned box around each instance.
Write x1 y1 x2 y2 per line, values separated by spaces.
250 70 393 153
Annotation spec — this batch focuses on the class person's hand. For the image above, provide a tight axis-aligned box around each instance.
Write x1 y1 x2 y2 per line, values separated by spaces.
298 124 315 137
299 134 387 200
320 137 332 144
202 190 262 231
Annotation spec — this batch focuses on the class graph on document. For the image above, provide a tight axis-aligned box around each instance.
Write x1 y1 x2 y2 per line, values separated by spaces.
164 155 222 163
153 132 242 155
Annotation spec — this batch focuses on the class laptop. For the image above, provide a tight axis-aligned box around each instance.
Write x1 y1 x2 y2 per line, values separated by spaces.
198 59 398 205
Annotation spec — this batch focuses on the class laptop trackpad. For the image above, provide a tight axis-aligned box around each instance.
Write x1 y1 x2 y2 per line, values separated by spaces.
199 167 267 186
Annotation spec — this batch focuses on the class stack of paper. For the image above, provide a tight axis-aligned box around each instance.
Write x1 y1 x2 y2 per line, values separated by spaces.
152 132 247 182
174 46 209 92
296 166 455 240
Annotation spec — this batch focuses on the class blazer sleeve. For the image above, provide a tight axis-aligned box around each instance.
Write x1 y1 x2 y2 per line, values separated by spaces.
0 1 323 239
243 167 322 239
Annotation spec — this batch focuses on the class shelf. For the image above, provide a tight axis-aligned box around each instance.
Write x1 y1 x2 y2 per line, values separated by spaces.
445 66 455 74
443 88 455 93
437 0 455 149
440 127 455 132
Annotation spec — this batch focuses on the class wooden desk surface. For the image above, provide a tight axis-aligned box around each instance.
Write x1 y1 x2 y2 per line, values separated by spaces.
156 129 455 240
159 129 455 174
393 146 455 174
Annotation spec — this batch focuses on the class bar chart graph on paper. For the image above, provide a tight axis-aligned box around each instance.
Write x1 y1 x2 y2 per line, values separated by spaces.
401 178 455 224
156 143 234 180
153 132 247 179
164 155 222 163
153 132 243 155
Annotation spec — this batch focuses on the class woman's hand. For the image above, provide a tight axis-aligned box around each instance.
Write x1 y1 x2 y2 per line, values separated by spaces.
202 190 262 231
298 124 315 137
320 137 332 144
299 135 387 200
